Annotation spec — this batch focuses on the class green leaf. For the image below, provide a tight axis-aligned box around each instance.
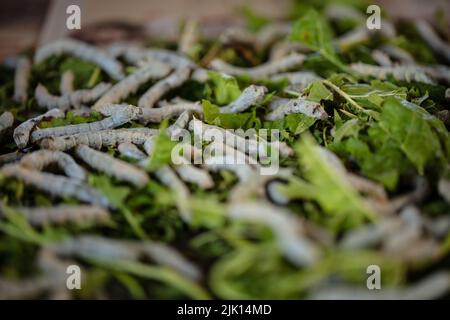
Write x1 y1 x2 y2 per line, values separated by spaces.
147 121 178 171
190 195 226 229
307 80 333 102
88 175 130 208
296 134 377 231
207 71 241 105
203 100 259 129
39 111 102 129
60 58 101 88
239 6 269 32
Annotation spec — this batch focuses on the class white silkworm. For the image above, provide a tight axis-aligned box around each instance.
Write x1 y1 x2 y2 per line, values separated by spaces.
228 201 319 266
20 150 86 181
167 110 192 139
209 53 305 79
371 50 393 67
126 48 196 69
140 101 203 124
219 85 267 113
190 68 209 82
40 128 158 151
415 20 450 64
154 165 191 222
0 111 14 136
0 164 110 207
3 205 110 226
265 97 328 120
267 97 290 111
118 142 147 160
35 82 112 110
60 70 74 95
75 145 149 187
138 67 191 108
380 44 415 65
203 156 256 182
13 56 31 103
179 19 199 55
34 38 125 80
269 41 309 62
271 71 321 92
13 108 65 149
31 107 140 142
174 164 214 189
93 103 141 117
335 22 396 51
92 62 171 111
349 63 435 84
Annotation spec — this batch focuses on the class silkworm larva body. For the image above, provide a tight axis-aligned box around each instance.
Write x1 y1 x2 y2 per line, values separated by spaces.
60 70 74 95
138 67 191 108
265 97 328 120
13 108 65 149
34 38 125 80
140 102 203 124
220 85 267 113
0 111 14 136
178 19 199 56
31 107 139 142
118 142 147 160
174 164 214 189
415 21 450 64
167 110 191 139
20 150 86 181
40 128 158 151
350 63 435 84
128 48 195 69
0 164 110 207
75 145 149 187
92 63 171 111
209 53 305 79
13 57 31 103
271 71 321 91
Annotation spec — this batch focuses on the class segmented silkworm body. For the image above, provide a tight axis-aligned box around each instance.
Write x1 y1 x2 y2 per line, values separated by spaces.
167 110 191 139
35 82 112 110
210 53 305 78
269 41 307 61
13 108 65 149
155 165 191 222
138 67 191 108
20 150 86 181
34 38 125 80
93 103 141 117
126 48 195 69
271 71 321 91
371 50 392 67
228 201 319 266
75 145 149 187
0 111 14 136
350 63 435 84
92 63 171 111
415 20 450 64
380 45 415 65
50 235 201 280
2 205 110 226
60 70 74 95
265 97 328 120
335 22 396 51
31 107 140 141
174 164 214 189
0 164 110 207
219 85 267 113
179 19 199 55
40 128 158 151
13 56 31 103
118 142 147 160
140 102 203 123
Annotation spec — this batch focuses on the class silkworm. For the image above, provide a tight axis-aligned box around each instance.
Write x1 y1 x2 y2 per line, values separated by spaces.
118 142 147 160
265 97 328 120
13 56 31 103
140 101 203 124
190 68 209 82
350 63 435 84
380 44 415 65
155 165 191 222
0 164 110 208
35 82 112 110
174 164 214 189
423 64 450 85
138 67 191 108
335 22 396 51
269 41 308 61
40 128 158 151
13 108 65 149
271 71 322 91
0 111 14 136
20 150 86 181
0 276 57 299
127 48 196 69
178 19 199 55
31 106 140 142
3 205 110 227
93 103 141 117
219 85 267 113
34 38 125 80
209 53 305 79
415 20 450 64
310 272 450 300
92 63 171 111
203 155 256 182
228 201 319 266
60 70 74 95
371 50 392 67
167 110 192 139
75 145 149 187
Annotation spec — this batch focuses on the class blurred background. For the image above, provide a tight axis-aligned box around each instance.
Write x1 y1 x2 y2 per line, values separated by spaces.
0 0 448 60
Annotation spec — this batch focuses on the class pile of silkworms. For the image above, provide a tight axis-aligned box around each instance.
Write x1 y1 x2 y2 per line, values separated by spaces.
0 4 450 300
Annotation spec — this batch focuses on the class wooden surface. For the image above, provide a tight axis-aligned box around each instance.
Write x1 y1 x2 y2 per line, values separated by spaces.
0 0 448 60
